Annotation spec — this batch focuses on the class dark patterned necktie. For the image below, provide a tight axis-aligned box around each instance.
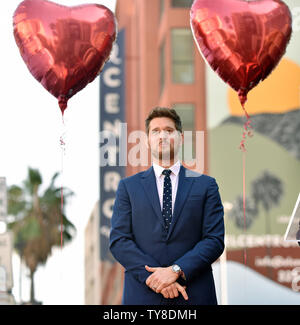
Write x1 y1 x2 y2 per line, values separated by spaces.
162 169 172 231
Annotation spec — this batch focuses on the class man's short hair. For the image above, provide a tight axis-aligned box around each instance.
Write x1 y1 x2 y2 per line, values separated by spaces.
145 107 183 135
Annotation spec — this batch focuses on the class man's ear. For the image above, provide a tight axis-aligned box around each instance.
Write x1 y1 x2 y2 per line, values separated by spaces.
179 131 184 145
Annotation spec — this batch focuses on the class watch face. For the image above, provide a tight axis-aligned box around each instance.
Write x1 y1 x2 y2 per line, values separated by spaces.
172 265 180 273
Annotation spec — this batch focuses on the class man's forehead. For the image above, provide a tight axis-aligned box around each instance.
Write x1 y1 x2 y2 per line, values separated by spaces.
149 117 176 129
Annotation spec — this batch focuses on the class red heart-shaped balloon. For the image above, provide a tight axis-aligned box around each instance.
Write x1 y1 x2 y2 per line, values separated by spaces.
13 0 117 114
190 0 292 105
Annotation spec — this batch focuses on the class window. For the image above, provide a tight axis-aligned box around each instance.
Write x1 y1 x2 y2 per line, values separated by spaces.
171 0 194 8
171 29 194 84
173 103 195 161
160 41 166 94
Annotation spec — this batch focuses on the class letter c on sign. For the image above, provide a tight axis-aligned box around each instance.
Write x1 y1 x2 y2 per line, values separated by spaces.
103 67 121 88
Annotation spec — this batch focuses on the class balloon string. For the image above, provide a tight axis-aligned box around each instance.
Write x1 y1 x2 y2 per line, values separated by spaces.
243 151 247 266
239 100 253 267
60 116 66 250
60 183 63 249
239 108 253 152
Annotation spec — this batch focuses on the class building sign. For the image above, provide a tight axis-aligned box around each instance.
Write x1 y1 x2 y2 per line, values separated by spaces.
0 178 7 221
99 28 126 262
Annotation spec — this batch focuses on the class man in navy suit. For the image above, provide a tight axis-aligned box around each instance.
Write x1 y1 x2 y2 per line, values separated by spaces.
109 107 224 305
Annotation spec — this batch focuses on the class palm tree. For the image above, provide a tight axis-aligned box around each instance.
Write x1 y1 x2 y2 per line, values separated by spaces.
228 195 258 230
251 171 283 226
251 171 283 239
7 167 76 304
228 195 258 266
251 170 283 279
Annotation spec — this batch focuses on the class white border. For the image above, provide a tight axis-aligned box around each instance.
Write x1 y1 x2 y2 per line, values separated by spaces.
284 192 300 242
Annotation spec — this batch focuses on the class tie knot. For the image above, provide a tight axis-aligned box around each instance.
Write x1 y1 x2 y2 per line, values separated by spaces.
162 169 172 177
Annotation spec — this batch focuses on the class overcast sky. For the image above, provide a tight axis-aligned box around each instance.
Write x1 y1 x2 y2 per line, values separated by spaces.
0 0 116 305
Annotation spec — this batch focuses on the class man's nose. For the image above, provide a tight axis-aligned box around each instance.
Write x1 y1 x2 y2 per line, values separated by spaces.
159 130 169 138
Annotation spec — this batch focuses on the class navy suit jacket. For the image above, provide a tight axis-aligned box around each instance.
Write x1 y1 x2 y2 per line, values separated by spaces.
109 164 224 305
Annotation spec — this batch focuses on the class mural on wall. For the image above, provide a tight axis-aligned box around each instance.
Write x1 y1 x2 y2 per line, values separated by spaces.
207 0 300 300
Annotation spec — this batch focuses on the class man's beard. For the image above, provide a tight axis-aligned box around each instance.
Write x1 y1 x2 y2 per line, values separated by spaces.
159 148 174 161
152 142 175 162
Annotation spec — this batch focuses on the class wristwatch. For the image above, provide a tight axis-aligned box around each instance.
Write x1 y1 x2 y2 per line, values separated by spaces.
171 264 186 280
171 264 182 274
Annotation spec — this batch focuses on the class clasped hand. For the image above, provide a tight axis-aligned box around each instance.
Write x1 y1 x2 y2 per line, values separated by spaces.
145 265 188 300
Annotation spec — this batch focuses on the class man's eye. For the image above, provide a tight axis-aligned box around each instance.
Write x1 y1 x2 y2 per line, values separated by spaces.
166 129 174 134
151 129 174 135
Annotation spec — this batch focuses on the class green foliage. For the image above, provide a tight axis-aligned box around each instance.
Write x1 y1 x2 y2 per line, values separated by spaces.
7 167 76 303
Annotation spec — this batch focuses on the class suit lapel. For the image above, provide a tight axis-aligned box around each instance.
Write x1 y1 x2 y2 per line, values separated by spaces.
140 166 165 228
167 165 195 240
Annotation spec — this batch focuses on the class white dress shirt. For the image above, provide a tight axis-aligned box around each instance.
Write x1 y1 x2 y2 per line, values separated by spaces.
152 160 181 214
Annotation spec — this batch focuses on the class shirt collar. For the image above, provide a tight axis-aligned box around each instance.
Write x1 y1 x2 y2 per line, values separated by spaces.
152 160 181 178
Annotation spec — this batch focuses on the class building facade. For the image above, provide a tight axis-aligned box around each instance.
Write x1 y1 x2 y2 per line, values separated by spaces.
116 0 208 177
84 202 100 305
